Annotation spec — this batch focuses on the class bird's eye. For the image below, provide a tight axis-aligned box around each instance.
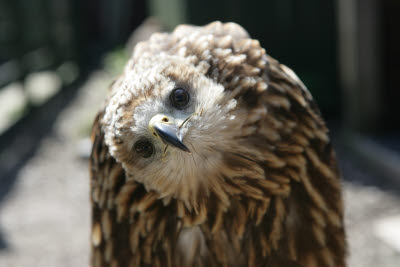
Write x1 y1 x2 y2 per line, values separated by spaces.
134 140 154 158
170 88 189 109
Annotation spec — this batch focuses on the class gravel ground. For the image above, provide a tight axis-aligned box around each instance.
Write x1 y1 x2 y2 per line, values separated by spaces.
0 71 399 266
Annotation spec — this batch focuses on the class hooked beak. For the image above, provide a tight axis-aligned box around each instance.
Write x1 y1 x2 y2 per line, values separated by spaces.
149 115 191 153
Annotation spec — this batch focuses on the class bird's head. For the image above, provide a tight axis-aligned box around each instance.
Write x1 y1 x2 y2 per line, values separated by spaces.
102 53 249 207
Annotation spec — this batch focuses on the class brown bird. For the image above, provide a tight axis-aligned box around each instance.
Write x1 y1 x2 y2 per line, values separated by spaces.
89 22 346 267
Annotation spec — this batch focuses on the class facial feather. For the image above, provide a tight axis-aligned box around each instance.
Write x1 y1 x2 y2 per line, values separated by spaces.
102 53 245 207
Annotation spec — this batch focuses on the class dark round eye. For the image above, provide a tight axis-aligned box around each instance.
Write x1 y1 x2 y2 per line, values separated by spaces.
134 140 154 158
170 88 190 109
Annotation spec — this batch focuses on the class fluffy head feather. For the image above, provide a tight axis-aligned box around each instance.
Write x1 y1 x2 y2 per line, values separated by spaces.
102 23 268 208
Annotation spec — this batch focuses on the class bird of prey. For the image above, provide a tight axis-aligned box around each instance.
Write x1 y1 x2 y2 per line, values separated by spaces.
90 21 346 267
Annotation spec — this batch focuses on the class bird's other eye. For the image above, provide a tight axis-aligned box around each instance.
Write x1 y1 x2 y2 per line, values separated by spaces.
134 140 154 158
170 88 190 109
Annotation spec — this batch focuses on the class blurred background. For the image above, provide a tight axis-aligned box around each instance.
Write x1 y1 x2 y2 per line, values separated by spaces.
0 0 399 266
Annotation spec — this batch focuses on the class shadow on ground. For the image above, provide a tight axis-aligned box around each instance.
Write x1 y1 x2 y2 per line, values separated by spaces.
0 73 89 250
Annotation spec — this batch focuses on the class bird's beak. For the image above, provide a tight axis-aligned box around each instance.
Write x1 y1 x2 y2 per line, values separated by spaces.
149 114 191 153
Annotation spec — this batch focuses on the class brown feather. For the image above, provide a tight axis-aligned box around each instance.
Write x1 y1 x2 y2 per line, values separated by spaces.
90 21 346 267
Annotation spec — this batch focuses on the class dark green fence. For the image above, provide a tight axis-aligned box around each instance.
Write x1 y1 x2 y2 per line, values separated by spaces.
0 0 147 88
0 0 79 86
